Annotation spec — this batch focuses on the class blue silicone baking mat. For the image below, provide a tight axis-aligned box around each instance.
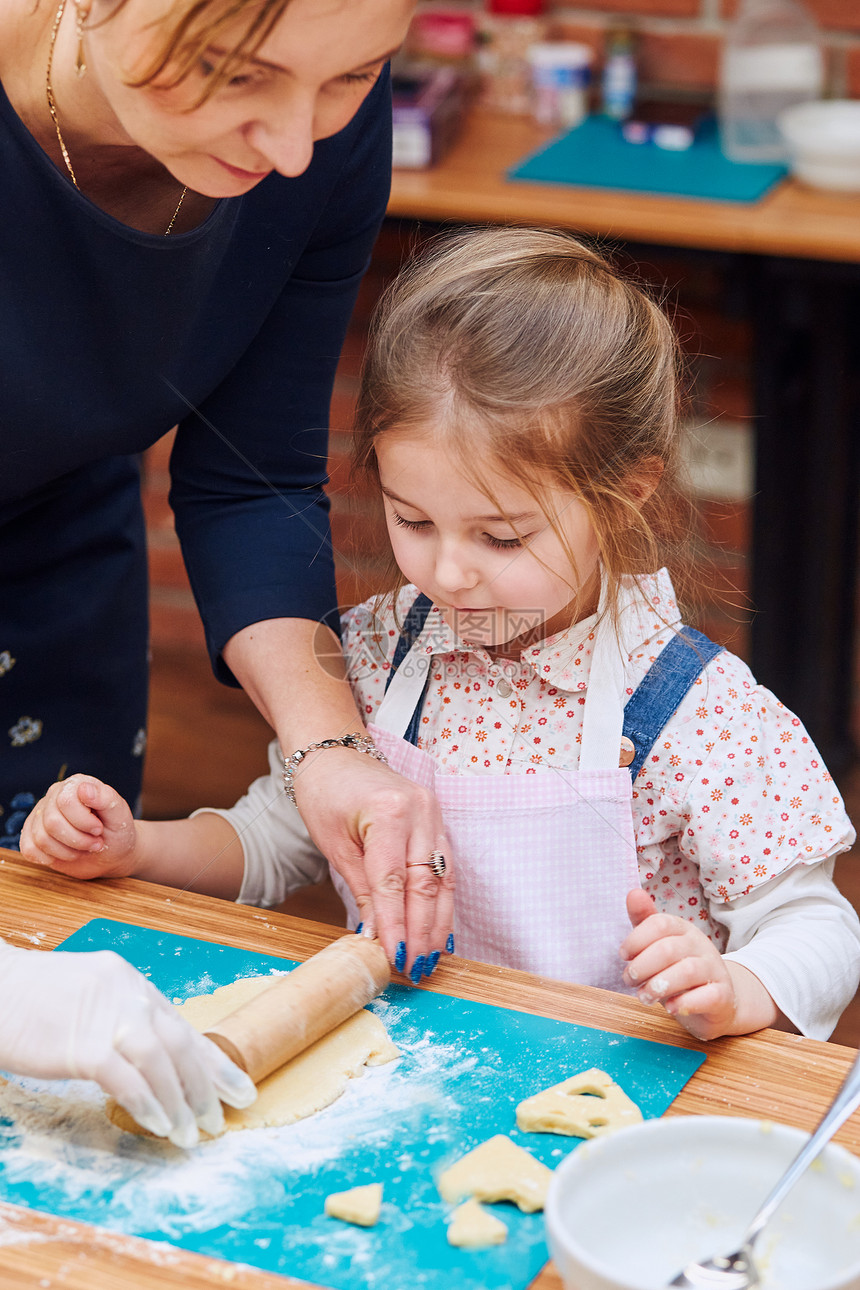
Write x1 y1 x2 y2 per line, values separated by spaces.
0 920 705 1289
509 114 786 203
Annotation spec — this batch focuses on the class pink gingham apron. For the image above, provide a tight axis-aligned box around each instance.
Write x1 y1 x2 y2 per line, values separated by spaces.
335 593 641 990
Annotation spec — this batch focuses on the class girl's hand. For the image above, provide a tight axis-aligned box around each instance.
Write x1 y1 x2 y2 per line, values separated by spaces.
19 775 139 880
620 888 738 1040
293 747 455 985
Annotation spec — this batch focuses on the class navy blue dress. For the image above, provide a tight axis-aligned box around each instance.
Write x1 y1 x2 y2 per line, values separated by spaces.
0 70 392 846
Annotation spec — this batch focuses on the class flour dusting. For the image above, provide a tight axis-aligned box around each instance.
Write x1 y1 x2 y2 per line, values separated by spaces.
0 996 478 1252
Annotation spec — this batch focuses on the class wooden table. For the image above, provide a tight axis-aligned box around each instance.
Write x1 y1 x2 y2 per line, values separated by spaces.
388 109 860 771
389 109 860 263
1 846 858 1290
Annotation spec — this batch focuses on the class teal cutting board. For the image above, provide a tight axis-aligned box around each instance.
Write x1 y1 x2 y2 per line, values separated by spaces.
0 919 705 1289
509 114 786 204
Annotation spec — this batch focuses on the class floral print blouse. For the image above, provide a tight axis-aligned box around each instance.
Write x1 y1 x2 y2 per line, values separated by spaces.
341 569 855 952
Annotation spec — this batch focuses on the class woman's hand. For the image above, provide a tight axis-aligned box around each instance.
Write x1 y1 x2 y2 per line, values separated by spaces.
0 941 256 1147
293 746 455 983
222 616 455 983
19 775 140 879
620 889 777 1040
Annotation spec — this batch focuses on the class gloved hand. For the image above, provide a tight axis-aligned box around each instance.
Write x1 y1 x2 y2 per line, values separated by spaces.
0 941 257 1147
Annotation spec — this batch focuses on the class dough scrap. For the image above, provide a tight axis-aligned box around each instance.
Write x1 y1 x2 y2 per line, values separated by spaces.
438 1134 552 1213
516 1067 643 1139
447 1198 508 1249
324 1182 383 1227
108 974 400 1136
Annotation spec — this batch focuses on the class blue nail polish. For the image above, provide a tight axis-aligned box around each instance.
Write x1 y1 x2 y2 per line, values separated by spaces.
355 922 364 935
409 956 425 985
395 941 407 973
446 933 455 955
426 951 440 975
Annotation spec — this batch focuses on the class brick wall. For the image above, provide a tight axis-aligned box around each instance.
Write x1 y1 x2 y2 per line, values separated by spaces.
140 232 407 649
142 429 205 650
144 222 755 661
145 0 860 661
548 0 860 99
327 221 755 657
142 0 860 661
143 226 756 669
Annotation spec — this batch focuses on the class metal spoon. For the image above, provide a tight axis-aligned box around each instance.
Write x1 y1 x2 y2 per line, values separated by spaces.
668 1048 860 1289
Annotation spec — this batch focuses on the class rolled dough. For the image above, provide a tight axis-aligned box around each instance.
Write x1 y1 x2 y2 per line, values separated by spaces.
107 973 400 1136
515 1068 643 1139
324 1182 383 1226
438 1134 552 1213
447 1198 508 1248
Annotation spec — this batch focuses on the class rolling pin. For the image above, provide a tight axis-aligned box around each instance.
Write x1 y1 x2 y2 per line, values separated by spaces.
203 934 390 1085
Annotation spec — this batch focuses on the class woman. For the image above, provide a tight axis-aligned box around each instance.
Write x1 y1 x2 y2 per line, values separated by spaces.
0 0 452 973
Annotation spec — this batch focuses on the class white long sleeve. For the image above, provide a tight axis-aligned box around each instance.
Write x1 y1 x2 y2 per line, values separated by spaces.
718 860 860 1040
191 739 327 909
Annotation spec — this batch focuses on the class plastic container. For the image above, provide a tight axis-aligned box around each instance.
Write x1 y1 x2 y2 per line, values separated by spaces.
407 10 476 63
527 42 593 129
601 23 637 121
778 99 860 191
488 0 544 12
718 0 824 163
476 13 548 114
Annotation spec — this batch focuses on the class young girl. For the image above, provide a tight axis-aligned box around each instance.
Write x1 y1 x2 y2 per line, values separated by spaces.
20 227 860 1044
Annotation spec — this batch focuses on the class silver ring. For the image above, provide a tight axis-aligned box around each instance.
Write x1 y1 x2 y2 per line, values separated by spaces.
406 850 447 877
428 850 446 877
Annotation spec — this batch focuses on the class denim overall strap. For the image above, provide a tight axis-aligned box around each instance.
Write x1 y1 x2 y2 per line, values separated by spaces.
623 625 723 780
384 592 434 746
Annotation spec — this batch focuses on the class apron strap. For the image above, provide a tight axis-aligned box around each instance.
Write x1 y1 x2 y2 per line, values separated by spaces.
384 592 434 746
385 592 434 688
623 626 723 780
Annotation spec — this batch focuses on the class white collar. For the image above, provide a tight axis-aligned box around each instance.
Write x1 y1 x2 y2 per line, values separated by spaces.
391 569 683 690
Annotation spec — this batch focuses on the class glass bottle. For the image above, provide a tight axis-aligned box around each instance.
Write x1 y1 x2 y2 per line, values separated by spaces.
718 0 824 162
601 23 637 122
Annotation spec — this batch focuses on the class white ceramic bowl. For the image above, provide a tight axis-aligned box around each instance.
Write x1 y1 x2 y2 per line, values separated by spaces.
545 1115 860 1290
777 99 860 192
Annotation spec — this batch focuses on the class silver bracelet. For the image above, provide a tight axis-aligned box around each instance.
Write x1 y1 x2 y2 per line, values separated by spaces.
282 733 388 807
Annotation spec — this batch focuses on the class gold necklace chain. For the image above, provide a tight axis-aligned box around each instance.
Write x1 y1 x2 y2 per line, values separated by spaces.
46 0 188 235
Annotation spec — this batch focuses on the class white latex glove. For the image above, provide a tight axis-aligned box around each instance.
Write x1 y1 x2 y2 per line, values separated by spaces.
0 941 257 1148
